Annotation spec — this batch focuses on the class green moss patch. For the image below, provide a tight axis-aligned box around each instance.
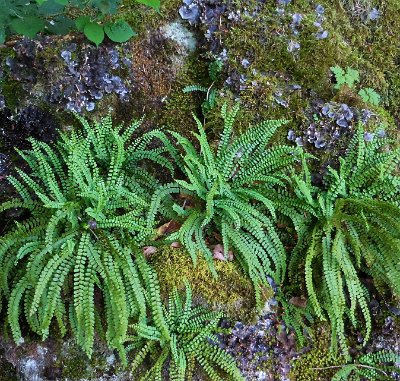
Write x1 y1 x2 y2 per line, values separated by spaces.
150 245 270 322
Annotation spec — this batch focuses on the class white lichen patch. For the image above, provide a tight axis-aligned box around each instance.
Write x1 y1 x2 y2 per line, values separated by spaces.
161 21 197 54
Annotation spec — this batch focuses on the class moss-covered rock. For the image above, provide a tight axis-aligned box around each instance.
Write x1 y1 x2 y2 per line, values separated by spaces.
289 325 342 381
0 352 17 381
150 245 271 323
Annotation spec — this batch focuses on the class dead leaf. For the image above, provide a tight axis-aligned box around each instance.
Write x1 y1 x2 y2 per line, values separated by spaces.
156 220 181 236
143 246 158 257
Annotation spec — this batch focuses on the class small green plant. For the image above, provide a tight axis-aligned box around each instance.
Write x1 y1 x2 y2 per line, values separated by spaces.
0 115 170 361
330 66 381 105
275 127 400 357
328 351 400 380
276 291 314 347
358 87 381 105
76 16 136 46
330 66 360 89
146 103 303 307
183 59 223 114
127 270 244 381
0 0 160 45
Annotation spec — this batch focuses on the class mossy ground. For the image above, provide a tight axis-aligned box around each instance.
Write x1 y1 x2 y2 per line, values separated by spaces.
289 325 343 381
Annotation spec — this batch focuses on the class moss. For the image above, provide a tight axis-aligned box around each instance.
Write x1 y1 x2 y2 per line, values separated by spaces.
150 245 271 322
61 344 92 380
159 52 210 133
289 325 344 381
211 0 400 148
0 355 17 381
1 80 24 110
121 0 183 35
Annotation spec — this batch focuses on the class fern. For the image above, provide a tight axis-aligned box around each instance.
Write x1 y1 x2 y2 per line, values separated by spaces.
0 115 168 360
146 104 303 308
330 351 400 380
275 127 400 358
127 271 244 381
183 59 223 114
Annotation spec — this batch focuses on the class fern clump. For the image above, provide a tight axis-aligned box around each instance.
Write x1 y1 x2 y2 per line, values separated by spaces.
147 104 302 306
277 128 400 357
331 351 400 380
128 257 244 381
0 115 168 360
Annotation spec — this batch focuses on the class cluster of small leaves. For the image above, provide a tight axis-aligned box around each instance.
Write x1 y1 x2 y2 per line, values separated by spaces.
331 66 381 106
274 127 400 357
0 0 160 45
127 274 244 381
146 103 302 307
183 59 223 115
0 115 170 360
358 87 381 106
331 351 400 380
331 66 360 89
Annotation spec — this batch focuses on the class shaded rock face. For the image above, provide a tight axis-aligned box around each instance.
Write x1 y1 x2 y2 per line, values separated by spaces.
2 37 133 114
0 337 130 381
0 106 58 151
0 105 59 204
221 313 299 381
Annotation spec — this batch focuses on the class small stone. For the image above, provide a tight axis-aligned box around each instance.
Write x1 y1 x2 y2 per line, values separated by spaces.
368 8 380 21
88 220 97 229
315 138 326 148
60 50 71 62
295 137 304 146
287 40 300 52
85 102 95 112
292 13 303 26
336 117 348 128
241 58 250 68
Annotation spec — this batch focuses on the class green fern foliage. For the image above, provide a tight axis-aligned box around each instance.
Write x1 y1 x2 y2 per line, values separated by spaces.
0 115 166 360
331 351 400 380
127 267 244 381
275 127 400 357
147 103 303 307
183 59 223 114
